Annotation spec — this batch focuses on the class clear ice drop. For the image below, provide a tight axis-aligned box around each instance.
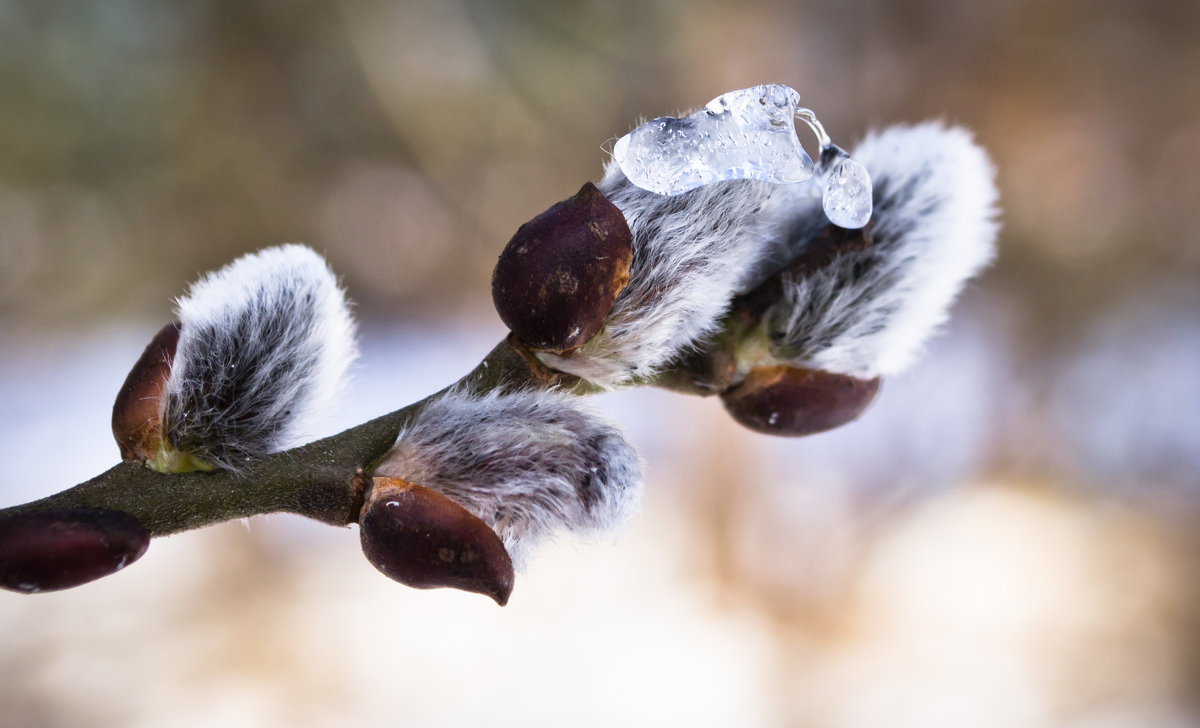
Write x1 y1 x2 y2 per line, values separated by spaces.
822 157 873 229
612 84 815 196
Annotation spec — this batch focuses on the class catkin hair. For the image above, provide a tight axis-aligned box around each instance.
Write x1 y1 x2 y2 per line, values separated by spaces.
376 388 643 567
537 166 796 387
767 122 999 377
165 244 357 470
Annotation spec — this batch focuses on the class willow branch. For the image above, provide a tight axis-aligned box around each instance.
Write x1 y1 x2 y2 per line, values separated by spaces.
0 337 573 537
0 225 863 539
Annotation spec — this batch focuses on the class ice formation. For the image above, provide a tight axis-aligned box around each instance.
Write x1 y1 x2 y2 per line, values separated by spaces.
612 83 873 229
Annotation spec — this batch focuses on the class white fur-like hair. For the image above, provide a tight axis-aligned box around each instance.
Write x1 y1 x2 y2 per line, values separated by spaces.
165 244 357 470
537 164 795 387
767 122 999 377
375 388 643 567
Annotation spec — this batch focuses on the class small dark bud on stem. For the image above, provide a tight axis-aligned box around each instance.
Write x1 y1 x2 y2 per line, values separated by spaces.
0 509 150 593
359 477 515 606
112 322 180 461
721 365 881 436
492 182 633 354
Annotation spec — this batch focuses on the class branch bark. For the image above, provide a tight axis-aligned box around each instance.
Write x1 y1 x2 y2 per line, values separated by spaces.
0 337 572 537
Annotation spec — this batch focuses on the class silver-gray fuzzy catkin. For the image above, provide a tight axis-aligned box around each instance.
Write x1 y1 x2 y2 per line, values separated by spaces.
766 122 999 378
540 119 998 388
537 166 797 388
164 244 357 470
375 388 643 567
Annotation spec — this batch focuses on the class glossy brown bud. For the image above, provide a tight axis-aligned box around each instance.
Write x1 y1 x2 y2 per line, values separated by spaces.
0 509 150 593
360 477 515 606
492 182 633 354
112 322 180 461
721 365 881 437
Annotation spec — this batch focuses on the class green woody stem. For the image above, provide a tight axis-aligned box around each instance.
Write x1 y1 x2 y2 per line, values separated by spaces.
0 338 569 537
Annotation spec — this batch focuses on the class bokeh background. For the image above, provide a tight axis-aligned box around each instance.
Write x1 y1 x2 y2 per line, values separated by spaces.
2 0 1199 726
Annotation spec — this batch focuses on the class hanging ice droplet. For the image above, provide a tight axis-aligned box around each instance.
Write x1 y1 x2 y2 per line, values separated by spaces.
612 84 815 196
822 157 873 229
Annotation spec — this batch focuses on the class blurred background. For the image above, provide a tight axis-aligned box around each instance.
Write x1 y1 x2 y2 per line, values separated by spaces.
1 0 1199 725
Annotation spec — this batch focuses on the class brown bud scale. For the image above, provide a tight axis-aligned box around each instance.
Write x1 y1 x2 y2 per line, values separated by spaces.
360 477 514 606
721 365 880 437
0 509 150 593
492 182 633 354
112 322 180 461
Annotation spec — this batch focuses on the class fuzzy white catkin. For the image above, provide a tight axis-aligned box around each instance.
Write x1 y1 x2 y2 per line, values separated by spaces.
375 388 643 567
164 244 357 470
768 122 1000 377
537 165 797 388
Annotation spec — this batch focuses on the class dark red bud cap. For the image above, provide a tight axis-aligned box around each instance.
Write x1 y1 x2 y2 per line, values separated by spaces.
113 322 180 461
360 477 515 606
0 508 150 593
492 182 633 354
721 365 881 436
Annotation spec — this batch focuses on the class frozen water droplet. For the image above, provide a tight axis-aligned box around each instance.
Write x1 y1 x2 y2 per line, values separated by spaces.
613 84 815 196
822 157 872 228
